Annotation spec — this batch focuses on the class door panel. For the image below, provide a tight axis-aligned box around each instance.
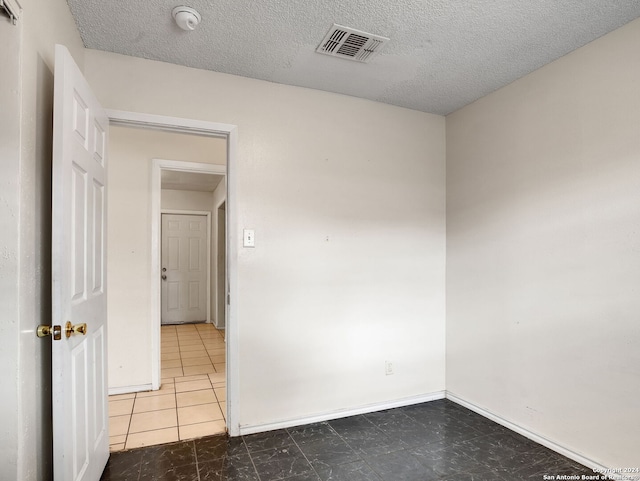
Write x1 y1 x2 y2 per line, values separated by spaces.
92 180 105 293
161 214 208 324
168 282 180 310
189 237 201 270
52 44 109 481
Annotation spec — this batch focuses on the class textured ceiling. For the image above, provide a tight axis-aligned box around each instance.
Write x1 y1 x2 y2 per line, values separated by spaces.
67 0 640 115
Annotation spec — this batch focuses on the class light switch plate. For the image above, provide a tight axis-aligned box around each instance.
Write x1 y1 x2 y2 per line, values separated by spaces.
243 229 255 247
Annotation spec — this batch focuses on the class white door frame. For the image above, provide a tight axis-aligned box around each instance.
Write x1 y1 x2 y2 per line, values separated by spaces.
160 210 212 324
106 110 239 436
214 198 226 330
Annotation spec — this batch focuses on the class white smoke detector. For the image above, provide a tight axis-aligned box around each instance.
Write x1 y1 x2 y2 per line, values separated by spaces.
172 6 201 31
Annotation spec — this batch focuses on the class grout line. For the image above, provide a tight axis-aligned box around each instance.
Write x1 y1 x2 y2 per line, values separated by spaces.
193 438 201 481
174 376 181 442
243 437 263 481
288 432 322 481
323 421 385 481
122 394 135 450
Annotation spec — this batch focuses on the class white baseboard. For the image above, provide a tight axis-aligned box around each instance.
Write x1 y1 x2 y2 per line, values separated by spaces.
108 383 154 396
238 391 446 436
446 391 614 476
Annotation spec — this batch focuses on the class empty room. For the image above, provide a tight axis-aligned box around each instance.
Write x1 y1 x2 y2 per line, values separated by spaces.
1 1 639 480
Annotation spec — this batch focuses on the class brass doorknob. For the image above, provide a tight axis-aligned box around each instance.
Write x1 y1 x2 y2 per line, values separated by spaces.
37 324 62 340
65 321 87 338
161 275 167 280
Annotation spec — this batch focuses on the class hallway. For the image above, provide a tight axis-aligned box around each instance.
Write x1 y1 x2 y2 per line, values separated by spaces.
108 324 226 451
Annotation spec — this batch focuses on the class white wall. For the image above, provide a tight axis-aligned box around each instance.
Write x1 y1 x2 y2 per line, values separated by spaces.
0 0 85 479
162 189 215 211
0 13 23 481
108 126 225 389
85 50 447 429
446 17 640 468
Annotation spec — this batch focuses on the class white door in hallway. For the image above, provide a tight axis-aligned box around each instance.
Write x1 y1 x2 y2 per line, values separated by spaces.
52 45 109 481
161 214 208 324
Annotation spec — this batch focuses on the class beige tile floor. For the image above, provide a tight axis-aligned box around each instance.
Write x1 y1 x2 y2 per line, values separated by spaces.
108 323 226 451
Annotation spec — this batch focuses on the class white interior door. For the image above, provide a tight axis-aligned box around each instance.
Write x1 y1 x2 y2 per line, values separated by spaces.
52 44 109 481
161 213 208 324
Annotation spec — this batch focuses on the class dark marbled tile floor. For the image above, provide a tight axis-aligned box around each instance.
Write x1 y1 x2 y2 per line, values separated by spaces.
100 399 597 481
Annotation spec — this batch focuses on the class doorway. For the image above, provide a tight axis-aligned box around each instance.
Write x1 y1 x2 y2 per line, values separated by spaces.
153 161 228 446
152 159 227 389
104 111 239 452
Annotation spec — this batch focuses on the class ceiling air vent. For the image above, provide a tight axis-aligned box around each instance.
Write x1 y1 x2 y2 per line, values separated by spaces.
316 24 389 63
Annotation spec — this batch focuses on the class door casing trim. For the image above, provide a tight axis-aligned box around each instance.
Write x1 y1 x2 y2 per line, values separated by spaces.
107 109 239 436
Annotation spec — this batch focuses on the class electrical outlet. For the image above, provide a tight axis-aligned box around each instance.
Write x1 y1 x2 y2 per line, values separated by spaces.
385 361 394 376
